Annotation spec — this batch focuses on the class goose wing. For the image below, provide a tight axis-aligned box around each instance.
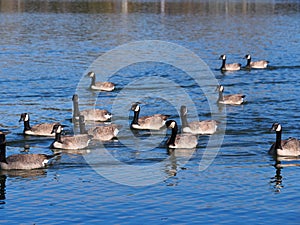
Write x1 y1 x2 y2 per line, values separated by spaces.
250 60 269 69
5 154 49 170
223 94 245 104
281 138 300 155
188 120 218 134
95 81 115 91
224 63 241 71
61 134 90 149
31 122 59 136
81 109 111 121
174 134 197 149
88 124 119 141
138 114 168 129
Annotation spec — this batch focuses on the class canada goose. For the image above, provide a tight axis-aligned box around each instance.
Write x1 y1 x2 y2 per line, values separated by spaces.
219 54 241 71
217 85 245 105
79 115 119 141
87 72 115 92
72 94 112 122
130 103 170 130
165 120 197 149
269 123 300 157
0 132 59 170
19 113 58 137
244 54 269 69
50 124 91 150
180 105 218 135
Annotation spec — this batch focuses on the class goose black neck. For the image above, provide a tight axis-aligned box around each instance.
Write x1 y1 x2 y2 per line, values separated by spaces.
246 58 251 67
55 132 63 143
0 142 7 163
90 75 96 86
131 110 140 126
221 59 226 70
275 130 282 150
23 120 31 132
72 99 80 123
79 120 87 134
167 123 178 146
218 91 223 102
180 111 189 129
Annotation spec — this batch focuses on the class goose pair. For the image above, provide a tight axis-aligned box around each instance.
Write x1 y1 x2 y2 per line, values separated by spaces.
0 131 59 170
50 124 91 150
217 85 246 105
79 115 119 141
72 94 112 122
87 71 115 92
220 54 269 71
19 113 58 137
130 103 170 130
269 123 300 157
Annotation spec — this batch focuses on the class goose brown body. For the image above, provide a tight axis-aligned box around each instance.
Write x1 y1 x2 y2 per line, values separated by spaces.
0 132 59 170
269 123 300 156
130 103 169 130
180 106 218 135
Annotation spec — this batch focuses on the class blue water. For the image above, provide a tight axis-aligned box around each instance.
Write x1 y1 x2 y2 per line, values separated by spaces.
1 0 300 224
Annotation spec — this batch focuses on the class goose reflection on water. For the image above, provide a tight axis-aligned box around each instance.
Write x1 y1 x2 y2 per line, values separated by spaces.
0 169 48 206
164 148 196 186
270 158 300 193
0 175 6 205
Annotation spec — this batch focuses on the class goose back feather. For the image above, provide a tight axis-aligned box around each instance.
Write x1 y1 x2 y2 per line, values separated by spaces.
180 106 218 135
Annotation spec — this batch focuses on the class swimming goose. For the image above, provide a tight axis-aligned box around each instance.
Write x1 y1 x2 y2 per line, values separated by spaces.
19 113 58 137
0 132 59 170
72 94 112 122
219 54 241 71
79 115 119 141
217 85 245 105
180 105 218 135
87 72 115 92
165 120 197 149
269 123 300 157
130 103 170 130
244 54 269 69
50 124 91 150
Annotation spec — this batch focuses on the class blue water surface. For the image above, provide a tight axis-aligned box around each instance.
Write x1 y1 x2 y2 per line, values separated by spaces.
0 0 300 224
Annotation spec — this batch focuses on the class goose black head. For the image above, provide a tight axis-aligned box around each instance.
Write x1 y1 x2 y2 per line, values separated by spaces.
87 71 95 78
216 85 224 93
51 124 63 134
219 54 226 60
271 123 282 132
131 102 141 112
19 113 29 122
180 105 188 116
165 120 177 129
72 94 79 102
245 54 251 60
